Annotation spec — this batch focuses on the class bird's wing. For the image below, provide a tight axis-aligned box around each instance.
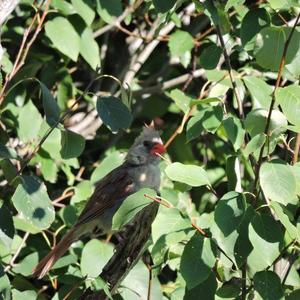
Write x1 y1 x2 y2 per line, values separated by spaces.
75 164 135 226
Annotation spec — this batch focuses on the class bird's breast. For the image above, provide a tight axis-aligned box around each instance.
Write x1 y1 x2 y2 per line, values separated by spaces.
133 164 161 192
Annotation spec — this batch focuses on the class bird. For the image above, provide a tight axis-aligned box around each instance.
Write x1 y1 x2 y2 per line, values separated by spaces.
33 124 165 279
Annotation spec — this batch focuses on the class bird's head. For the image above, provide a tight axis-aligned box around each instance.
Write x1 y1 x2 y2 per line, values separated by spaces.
126 125 165 165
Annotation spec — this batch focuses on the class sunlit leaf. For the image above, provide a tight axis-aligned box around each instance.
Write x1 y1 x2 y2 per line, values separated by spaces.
165 162 210 187
11 176 55 231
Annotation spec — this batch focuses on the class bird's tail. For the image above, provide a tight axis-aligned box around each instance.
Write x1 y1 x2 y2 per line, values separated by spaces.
33 228 77 279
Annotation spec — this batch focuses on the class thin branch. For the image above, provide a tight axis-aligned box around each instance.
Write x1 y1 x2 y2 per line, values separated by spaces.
281 250 298 285
241 263 247 300
11 72 101 181
253 13 300 192
215 25 244 120
93 0 144 38
292 133 300 165
267 240 296 272
4 232 30 272
0 0 51 105
144 193 173 208
52 191 74 205
133 69 205 96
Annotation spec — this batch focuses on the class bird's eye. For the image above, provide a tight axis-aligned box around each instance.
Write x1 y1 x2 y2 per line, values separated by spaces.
143 141 152 148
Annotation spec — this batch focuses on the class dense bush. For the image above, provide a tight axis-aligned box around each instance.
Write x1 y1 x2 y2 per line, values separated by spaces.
0 0 300 299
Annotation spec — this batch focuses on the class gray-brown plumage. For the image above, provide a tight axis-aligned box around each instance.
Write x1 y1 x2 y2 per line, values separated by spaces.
33 126 165 279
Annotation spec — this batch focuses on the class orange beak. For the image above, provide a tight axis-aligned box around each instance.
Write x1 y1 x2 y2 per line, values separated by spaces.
150 143 166 156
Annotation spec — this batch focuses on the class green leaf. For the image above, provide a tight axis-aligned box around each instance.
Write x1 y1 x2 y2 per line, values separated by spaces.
80 27 100 70
11 176 55 231
45 17 80 61
0 159 18 184
96 0 122 24
0 143 18 159
216 284 241 298
270 201 299 241
91 151 125 183
40 124 62 160
120 260 163 300
226 156 242 192
186 105 223 141
253 271 284 300
52 253 77 270
60 129 85 159
223 116 245 151
152 207 190 243
243 134 266 158
32 152 58 183
165 162 210 187
225 0 246 10
254 27 300 71
152 230 187 267
39 81 60 125
152 0 176 13
210 192 248 266
199 43 222 69
245 108 287 138
243 76 272 109
166 89 191 113
248 213 283 272
12 290 37 300
180 233 216 289
96 96 133 133
260 159 297 205
13 252 39 276
240 8 270 51
203 1 231 34
71 180 94 204
190 97 222 106
81 239 113 277
18 100 43 143
267 0 300 9
13 216 40 234
168 30 194 66
276 85 300 127
183 272 217 300
287 289 300 300
51 0 76 15
0 204 14 251
71 0 95 25
112 188 155 230
0 266 10 300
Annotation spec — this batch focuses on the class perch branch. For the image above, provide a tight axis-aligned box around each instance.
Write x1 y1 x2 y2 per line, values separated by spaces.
79 202 159 300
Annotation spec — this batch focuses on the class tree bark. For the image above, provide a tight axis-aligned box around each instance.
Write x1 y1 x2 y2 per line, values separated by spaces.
79 202 159 300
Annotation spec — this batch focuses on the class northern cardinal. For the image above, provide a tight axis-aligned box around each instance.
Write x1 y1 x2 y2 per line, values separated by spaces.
33 125 165 279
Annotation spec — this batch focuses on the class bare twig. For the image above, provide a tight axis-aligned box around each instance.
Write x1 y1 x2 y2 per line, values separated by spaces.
133 69 205 97
4 232 30 272
0 0 51 105
93 0 144 38
215 25 244 119
292 133 300 165
253 13 300 192
144 193 173 208
52 191 74 205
